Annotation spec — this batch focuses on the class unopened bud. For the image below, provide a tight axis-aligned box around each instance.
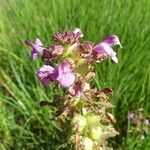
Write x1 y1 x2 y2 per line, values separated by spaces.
85 113 100 126
82 137 94 150
89 126 103 142
72 115 87 132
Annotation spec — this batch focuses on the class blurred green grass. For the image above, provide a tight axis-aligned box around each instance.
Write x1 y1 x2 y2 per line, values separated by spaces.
0 0 150 149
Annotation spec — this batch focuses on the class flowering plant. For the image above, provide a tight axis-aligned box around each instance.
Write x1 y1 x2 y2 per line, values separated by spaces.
25 28 121 150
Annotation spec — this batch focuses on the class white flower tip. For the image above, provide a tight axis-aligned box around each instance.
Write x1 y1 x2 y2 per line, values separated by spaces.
73 28 84 37
104 35 122 48
35 38 43 46
120 44 122 48
111 56 118 63
114 35 122 48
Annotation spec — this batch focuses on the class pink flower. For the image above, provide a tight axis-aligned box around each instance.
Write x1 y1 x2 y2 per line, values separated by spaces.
94 35 122 63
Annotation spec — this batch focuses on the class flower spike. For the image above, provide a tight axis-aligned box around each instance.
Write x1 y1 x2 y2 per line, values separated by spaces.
25 28 121 150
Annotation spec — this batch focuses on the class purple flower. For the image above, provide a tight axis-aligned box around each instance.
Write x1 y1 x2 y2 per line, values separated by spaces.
25 38 45 59
37 65 58 86
94 35 121 63
57 61 76 88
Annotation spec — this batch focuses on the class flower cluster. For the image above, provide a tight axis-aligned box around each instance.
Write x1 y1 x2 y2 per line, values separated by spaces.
25 28 121 150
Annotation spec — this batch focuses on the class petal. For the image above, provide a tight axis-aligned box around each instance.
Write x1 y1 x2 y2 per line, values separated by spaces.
35 38 43 46
38 65 54 73
94 43 107 54
111 56 118 63
58 61 72 76
25 40 45 55
39 77 52 86
94 43 118 63
57 61 75 88
94 43 112 56
103 35 122 48
73 28 84 37
31 43 44 54
59 72 76 88
103 43 116 57
31 48 38 59
31 38 43 59
51 69 58 80
37 65 55 86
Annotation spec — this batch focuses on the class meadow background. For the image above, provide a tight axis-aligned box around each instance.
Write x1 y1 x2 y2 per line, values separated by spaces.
0 0 150 149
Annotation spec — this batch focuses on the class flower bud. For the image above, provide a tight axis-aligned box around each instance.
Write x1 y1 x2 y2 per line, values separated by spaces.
85 113 100 126
71 115 87 132
82 137 94 150
89 126 103 142
73 98 85 108
84 83 90 91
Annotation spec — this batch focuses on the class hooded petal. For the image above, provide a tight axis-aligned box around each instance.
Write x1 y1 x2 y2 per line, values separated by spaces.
37 65 57 86
111 56 118 63
73 28 84 37
94 35 121 63
103 35 122 48
94 43 107 54
57 61 75 88
94 42 118 63
35 38 43 46
25 38 45 60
